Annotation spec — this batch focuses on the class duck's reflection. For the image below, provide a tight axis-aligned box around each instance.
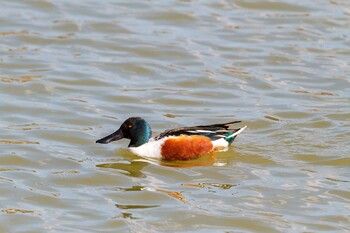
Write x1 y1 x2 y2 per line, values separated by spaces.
96 149 149 177
96 148 244 177
97 160 149 178
96 147 250 180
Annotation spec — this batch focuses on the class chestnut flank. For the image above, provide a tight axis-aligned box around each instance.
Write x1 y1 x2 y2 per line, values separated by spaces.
161 136 213 161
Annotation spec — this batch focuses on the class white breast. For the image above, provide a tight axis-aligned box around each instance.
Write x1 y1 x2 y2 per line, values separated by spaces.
129 137 169 158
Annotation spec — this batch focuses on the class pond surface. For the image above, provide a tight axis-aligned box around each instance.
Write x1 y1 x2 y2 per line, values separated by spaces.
0 0 349 232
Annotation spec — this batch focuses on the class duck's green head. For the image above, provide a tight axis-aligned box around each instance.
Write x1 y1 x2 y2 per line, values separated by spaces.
96 117 152 147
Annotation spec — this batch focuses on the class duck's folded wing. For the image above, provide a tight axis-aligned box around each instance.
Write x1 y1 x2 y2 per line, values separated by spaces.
154 121 242 140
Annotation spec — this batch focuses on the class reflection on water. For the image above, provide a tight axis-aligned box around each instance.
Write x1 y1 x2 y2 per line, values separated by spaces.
156 189 188 204
1 75 43 83
97 161 149 178
183 182 236 190
120 212 139 220
111 185 146 192
158 154 220 168
115 204 159 210
1 0 350 232
0 140 39 144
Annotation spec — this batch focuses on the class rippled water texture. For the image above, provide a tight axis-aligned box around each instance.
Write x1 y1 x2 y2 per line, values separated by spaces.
1 0 350 232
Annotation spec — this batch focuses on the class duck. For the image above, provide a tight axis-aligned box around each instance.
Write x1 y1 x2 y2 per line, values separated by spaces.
96 117 246 161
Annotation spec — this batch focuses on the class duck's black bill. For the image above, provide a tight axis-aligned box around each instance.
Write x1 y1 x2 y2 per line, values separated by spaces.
96 129 124 144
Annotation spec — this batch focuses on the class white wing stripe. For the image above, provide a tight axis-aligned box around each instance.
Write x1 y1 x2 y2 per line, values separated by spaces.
226 126 247 139
186 130 214 133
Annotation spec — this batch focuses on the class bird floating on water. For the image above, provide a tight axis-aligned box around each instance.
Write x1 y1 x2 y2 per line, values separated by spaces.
96 117 246 161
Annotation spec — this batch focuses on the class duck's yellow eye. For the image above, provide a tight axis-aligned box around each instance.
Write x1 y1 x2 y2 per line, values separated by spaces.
128 124 133 128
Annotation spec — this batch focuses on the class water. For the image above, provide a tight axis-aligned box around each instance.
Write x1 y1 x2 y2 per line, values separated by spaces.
1 0 349 232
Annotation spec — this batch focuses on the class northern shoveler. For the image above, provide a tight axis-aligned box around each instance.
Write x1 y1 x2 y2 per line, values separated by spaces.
96 117 246 161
